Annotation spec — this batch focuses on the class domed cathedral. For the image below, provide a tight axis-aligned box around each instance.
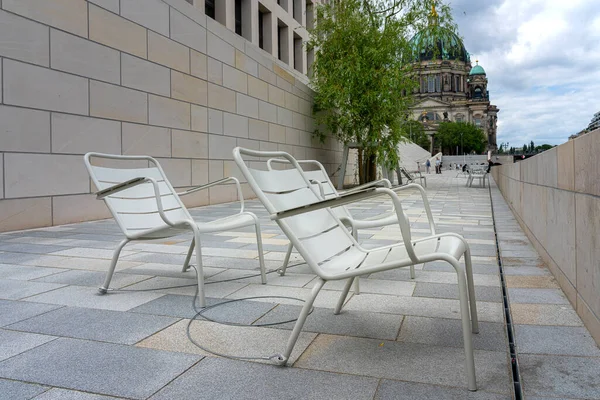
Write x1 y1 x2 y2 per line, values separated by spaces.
408 4 499 154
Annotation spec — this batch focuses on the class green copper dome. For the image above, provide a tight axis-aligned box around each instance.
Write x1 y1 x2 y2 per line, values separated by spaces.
409 27 470 63
469 64 486 75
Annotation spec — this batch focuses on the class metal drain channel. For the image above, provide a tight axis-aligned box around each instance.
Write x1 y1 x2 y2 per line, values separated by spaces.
488 184 524 399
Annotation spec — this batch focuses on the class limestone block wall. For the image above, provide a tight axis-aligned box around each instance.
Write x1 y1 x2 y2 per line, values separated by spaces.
491 130 600 345
0 0 343 232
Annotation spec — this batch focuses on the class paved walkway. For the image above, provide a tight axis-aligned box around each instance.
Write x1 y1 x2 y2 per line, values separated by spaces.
0 171 598 399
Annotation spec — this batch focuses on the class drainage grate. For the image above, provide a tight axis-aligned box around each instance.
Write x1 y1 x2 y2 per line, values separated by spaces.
488 185 524 400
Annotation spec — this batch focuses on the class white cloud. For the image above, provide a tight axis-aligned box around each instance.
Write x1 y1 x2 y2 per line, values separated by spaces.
450 0 600 145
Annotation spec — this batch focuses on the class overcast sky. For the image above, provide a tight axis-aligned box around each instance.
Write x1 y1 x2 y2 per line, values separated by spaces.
449 0 600 147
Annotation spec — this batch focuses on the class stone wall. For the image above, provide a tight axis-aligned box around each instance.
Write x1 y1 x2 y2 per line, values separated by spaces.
491 130 600 345
0 0 343 232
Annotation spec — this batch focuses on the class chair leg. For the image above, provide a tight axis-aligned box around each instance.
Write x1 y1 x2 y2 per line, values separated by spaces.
99 238 129 294
281 278 325 364
464 248 479 333
334 277 355 315
192 230 206 308
410 264 416 279
450 260 477 391
352 229 360 294
280 243 294 276
182 238 195 273
253 217 267 284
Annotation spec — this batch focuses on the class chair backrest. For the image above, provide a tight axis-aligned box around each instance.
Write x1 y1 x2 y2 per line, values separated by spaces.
234 148 359 270
267 158 351 219
84 153 191 237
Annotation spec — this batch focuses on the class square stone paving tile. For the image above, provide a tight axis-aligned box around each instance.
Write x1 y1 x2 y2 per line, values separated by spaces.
295 334 511 393
502 266 551 276
150 357 379 400
32 270 152 289
397 316 507 352
197 256 284 271
367 269 500 287
510 304 583 327
0 338 201 399
519 354 600 399
0 378 47 400
31 388 118 399
130 294 277 323
413 282 502 303
24 285 165 312
0 279 66 301
508 288 569 304
0 252 40 265
136 319 316 365
323 278 415 296
501 257 545 267
0 243 73 255
514 325 600 356
374 379 511 399
208 269 316 288
121 252 189 265
0 300 62 328
255 305 403 340
49 248 138 260
6 307 178 345
0 264 67 281
423 262 500 275
118 263 225 279
0 329 56 362
20 255 141 272
121 276 247 298
344 293 504 323
505 276 559 289
226 284 345 309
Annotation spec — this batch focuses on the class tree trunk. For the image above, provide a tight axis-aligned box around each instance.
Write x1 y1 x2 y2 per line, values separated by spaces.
366 154 377 182
358 149 364 185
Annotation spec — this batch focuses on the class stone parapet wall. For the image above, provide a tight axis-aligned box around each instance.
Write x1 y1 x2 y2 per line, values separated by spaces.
491 130 600 345
0 0 343 232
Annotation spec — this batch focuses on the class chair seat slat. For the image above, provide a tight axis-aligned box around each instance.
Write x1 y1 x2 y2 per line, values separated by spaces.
250 168 307 193
300 227 354 264
109 195 181 213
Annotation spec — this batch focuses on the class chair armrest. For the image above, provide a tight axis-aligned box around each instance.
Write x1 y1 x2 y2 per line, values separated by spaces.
95 177 148 199
177 177 245 212
272 187 419 263
272 187 382 220
390 183 436 235
339 179 392 195
95 177 179 228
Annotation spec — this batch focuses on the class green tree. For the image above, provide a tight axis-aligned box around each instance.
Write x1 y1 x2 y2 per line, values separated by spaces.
404 119 430 151
522 144 528 154
536 144 554 152
309 0 456 183
435 121 486 154
530 140 535 153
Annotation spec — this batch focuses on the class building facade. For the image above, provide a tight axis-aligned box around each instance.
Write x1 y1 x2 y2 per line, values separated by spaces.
185 0 315 75
0 0 341 232
569 110 600 140
408 20 499 154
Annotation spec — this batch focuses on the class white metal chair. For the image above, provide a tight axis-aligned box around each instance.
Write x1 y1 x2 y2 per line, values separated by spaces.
466 164 488 187
234 147 480 391
398 166 427 188
267 158 436 295
84 152 266 307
